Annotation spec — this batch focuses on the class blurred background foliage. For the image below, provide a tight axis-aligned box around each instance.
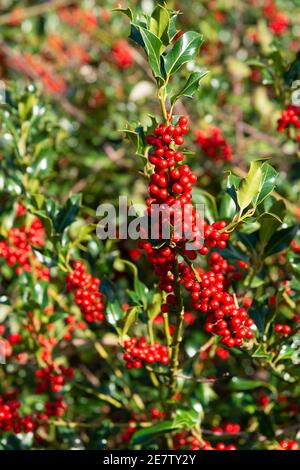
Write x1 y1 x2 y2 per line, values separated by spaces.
0 0 300 450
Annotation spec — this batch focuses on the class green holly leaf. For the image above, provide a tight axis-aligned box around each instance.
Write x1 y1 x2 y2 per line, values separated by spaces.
247 58 266 68
219 192 237 219
121 126 145 158
173 409 202 430
253 163 278 206
150 4 170 47
283 50 300 86
249 301 269 337
224 171 241 212
30 193 46 210
119 260 150 309
168 12 179 41
148 292 163 322
252 345 273 360
259 200 286 245
30 146 55 178
131 420 181 445
106 300 123 328
264 225 298 257
130 23 145 48
33 281 49 309
237 160 264 212
113 7 133 20
71 223 96 248
54 194 82 234
192 187 218 224
229 377 275 392
171 70 208 105
119 306 140 339
131 24 164 79
164 31 203 77
236 231 259 252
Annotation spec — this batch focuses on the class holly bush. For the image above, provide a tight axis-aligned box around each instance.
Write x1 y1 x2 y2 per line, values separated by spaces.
0 0 299 451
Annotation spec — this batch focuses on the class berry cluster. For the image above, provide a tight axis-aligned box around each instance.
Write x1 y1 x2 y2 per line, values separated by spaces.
263 0 289 35
139 116 253 347
35 365 74 394
215 346 230 360
66 260 105 323
112 40 134 69
150 408 166 419
173 432 236 450
0 396 35 434
195 126 232 162
277 105 300 141
45 34 91 67
145 118 196 226
121 419 137 442
258 394 270 408
63 314 87 341
143 120 230 264
36 333 57 364
290 240 300 253
212 422 241 435
123 337 169 369
279 439 298 450
274 324 292 335
179 263 254 347
0 216 49 280
8 51 66 94
38 397 67 420
58 6 98 33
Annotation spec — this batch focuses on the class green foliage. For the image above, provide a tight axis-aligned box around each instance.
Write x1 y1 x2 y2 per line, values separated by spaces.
0 0 299 453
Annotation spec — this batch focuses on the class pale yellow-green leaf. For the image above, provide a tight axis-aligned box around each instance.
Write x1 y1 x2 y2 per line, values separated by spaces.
237 160 264 211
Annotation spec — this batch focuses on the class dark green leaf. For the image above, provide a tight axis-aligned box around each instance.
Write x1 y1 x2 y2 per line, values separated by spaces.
236 231 258 252
219 242 249 262
192 188 218 224
121 126 145 158
228 377 275 392
252 345 273 360
121 260 150 308
224 171 241 212
219 192 237 219
265 225 298 257
259 205 284 245
283 50 300 86
33 281 49 308
130 24 145 48
171 70 208 105
132 24 164 79
164 31 203 76
249 301 269 337
54 194 82 234
131 420 180 445
253 163 278 206
106 300 123 327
